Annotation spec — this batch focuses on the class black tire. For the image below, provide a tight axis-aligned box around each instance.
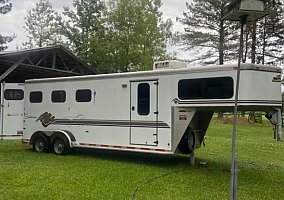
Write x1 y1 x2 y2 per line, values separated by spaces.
33 134 49 153
52 137 70 155
179 127 196 154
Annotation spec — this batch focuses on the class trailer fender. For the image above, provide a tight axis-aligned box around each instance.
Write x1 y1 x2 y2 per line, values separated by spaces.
50 130 76 148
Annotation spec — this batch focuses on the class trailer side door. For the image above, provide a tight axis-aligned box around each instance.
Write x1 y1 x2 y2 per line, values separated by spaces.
130 80 158 146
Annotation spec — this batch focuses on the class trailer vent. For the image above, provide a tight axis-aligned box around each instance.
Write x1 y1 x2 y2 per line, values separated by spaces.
153 60 187 70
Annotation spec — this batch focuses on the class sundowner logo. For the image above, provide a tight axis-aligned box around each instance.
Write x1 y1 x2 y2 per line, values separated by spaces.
36 112 55 127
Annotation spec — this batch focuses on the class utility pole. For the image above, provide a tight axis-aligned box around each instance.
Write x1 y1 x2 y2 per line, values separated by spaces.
223 1 268 199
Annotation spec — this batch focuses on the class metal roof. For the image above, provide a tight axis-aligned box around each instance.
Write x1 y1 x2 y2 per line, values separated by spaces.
0 45 98 83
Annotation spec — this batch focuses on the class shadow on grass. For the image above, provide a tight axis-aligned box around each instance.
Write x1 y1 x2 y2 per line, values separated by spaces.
68 147 233 172
72 147 189 167
25 145 281 176
19 142 234 172
21 143 182 167
21 142 259 175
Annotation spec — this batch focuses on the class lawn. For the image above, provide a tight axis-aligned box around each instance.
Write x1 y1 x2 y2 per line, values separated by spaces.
0 119 283 200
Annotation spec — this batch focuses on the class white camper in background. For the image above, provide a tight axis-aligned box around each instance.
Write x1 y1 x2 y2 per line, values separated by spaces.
22 61 282 155
0 83 24 140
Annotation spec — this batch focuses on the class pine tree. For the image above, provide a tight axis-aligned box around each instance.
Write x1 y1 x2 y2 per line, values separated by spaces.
0 0 11 14
257 0 284 64
237 0 284 65
0 0 15 51
22 0 62 48
178 0 239 65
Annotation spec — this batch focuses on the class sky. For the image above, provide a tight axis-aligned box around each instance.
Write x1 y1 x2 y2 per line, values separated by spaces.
0 0 190 58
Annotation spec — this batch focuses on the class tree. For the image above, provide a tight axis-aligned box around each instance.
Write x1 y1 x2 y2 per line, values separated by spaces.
178 0 239 65
0 0 11 14
0 0 15 51
256 0 284 65
89 0 173 73
60 0 106 62
59 0 172 73
230 0 284 65
22 0 62 48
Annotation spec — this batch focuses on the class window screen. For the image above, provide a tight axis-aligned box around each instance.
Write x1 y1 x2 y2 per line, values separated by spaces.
76 89 91 102
30 91 43 103
4 89 24 100
137 83 150 115
178 77 233 100
52 90 66 103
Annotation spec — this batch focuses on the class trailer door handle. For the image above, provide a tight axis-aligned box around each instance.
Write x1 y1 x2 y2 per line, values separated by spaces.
132 106 135 111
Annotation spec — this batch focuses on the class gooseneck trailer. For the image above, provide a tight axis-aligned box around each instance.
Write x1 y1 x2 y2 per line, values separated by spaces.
22 61 282 155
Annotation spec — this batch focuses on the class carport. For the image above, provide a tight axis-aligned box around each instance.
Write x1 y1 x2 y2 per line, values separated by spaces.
0 45 97 83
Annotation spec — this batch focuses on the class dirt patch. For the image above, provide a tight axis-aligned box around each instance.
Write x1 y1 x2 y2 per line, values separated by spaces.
222 116 249 125
222 168 231 174
266 162 281 169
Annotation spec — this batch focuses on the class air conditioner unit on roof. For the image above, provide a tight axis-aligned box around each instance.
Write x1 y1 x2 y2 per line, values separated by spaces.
153 60 187 70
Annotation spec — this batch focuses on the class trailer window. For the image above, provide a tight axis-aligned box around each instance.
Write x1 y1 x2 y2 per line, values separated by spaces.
4 89 24 100
52 90 66 103
137 83 150 115
178 77 233 99
76 89 91 102
30 91 43 103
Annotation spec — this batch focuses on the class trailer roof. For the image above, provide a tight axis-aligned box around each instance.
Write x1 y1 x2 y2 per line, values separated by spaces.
26 63 281 84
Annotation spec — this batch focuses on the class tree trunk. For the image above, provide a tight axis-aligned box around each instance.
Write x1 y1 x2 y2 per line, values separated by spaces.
262 17 267 64
243 26 249 63
251 22 257 64
218 6 226 119
219 18 225 65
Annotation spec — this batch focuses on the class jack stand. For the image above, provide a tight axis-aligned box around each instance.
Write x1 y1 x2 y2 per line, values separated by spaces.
277 108 283 141
190 151 195 165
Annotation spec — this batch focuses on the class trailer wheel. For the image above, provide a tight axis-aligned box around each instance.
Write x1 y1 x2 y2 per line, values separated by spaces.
187 128 195 153
53 137 70 155
179 127 195 154
33 135 49 153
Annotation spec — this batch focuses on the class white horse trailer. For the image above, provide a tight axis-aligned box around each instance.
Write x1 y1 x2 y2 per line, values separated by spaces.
0 83 24 140
22 62 282 156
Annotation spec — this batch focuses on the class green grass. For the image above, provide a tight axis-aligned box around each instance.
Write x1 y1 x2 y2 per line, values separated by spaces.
0 120 283 200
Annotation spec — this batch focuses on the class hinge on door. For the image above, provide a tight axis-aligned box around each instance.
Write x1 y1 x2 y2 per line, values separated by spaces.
154 81 159 85
154 141 158 144
154 111 159 115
